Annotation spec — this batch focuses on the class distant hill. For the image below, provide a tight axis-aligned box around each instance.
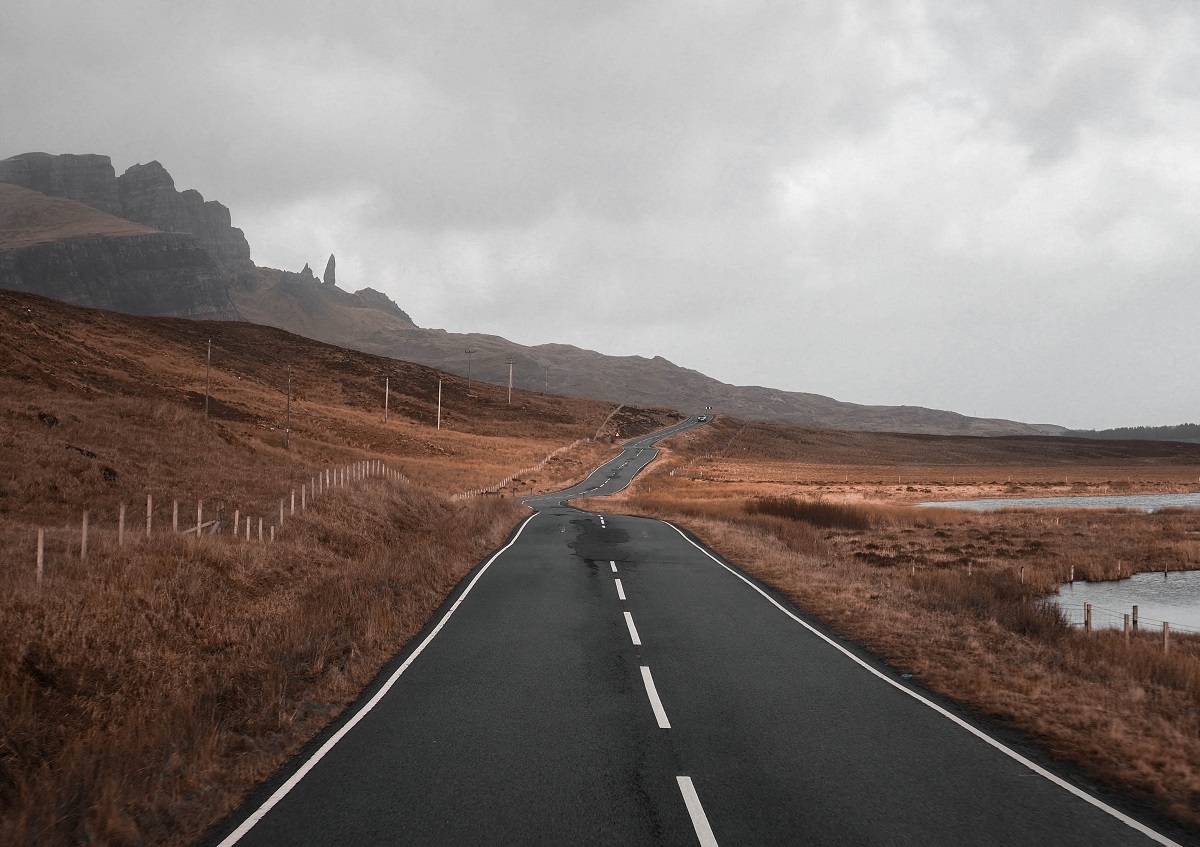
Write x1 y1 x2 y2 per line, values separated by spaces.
0 151 1055 436
1061 423 1200 444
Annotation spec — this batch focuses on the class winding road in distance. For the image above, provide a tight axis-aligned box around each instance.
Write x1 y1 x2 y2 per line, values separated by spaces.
205 416 1195 847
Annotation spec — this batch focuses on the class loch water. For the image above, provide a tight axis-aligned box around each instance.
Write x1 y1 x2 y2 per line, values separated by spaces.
920 492 1200 512
1050 570 1200 633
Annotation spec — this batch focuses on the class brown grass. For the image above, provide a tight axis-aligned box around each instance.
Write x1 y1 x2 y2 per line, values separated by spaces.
0 184 155 251
0 289 681 845
584 457 1200 828
2 482 524 845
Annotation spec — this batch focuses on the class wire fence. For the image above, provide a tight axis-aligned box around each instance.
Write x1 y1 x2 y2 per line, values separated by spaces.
452 438 592 500
19 459 404 587
1047 600 1200 636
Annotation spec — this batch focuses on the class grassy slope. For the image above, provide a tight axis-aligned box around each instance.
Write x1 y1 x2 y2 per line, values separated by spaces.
0 184 154 251
0 289 680 845
581 417 1200 830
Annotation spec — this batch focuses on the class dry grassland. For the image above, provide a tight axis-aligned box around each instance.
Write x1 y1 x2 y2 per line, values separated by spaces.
0 290 678 845
582 417 1200 829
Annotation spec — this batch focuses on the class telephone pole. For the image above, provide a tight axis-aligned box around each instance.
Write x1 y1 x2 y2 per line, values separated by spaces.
204 338 211 419
465 350 476 394
437 376 442 430
506 357 515 405
284 366 292 450
384 377 389 422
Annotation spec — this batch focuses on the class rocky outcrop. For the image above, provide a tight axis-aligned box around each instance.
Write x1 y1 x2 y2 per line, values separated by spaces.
0 153 122 216
117 161 253 278
0 153 253 279
352 287 413 322
0 232 237 319
323 254 336 286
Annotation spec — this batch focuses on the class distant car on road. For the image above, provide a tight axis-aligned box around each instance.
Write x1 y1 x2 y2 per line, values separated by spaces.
696 415 708 422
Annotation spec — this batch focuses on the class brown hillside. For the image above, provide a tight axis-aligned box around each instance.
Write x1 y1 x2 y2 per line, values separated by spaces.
0 183 154 251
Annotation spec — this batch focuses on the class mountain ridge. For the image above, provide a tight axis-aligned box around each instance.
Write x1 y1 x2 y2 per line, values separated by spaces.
0 151 1054 436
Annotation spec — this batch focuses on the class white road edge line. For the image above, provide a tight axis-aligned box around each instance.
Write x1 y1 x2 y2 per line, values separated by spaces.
624 611 642 646
676 776 719 847
215 512 542 847
640 665 671 728
663 522 1183 847
615 578 626 601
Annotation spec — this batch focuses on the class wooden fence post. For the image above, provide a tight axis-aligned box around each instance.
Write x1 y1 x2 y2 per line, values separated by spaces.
258 518 263 542
146 494 153 538
245 520 250 542
173 500 179 533
234 510 240 536
291 490 295 515
1084 602 1092 633
1123 614 1130 642
1132 604 1139 631
118 503 126 546
1163 621 1170 654
196 500 203 537
302 485 306 511
81 511 89 562
270 526 275 543
37 529 44 586
1069 564 1074 583
279 499 284 528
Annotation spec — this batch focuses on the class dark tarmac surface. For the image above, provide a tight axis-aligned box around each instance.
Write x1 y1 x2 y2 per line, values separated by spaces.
206 417 1193 846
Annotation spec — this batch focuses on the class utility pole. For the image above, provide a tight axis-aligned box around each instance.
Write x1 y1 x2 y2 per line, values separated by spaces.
506 358 515 405
284 366 292 450
384 377 389 422
204 338 211 419
465 349 476 394
437 376 442 430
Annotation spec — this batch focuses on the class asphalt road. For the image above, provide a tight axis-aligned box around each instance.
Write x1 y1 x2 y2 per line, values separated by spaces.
206 416 1194 846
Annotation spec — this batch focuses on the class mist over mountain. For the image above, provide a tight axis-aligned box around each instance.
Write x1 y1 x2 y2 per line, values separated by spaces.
0 151 1055 436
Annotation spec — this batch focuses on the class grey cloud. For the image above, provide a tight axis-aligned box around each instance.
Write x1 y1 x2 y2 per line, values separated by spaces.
3 0 1199 428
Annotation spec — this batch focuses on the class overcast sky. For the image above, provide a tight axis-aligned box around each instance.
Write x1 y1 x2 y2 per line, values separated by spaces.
4 1 1198 428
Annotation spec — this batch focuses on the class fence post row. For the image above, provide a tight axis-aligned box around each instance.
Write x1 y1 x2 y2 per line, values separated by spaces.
32 458 402 582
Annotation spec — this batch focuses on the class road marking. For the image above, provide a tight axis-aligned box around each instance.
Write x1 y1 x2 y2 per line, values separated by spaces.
624 611 642 645
615 578 626 600
214 513 541 847
663 522 1183 847
640 665 671 728
610 560 617 572
676 776 718 846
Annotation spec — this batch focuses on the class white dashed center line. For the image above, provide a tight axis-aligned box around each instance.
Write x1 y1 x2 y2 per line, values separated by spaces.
677 777 719 847
623 611 642 646
640 665 671 729
610 561 617 573
615 578 626 601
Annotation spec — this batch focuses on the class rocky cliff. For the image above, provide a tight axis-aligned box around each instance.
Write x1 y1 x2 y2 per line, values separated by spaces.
0 153 122 216
117 161 253 278
0 153 253 280
0 183 237 319
0 231 236 319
